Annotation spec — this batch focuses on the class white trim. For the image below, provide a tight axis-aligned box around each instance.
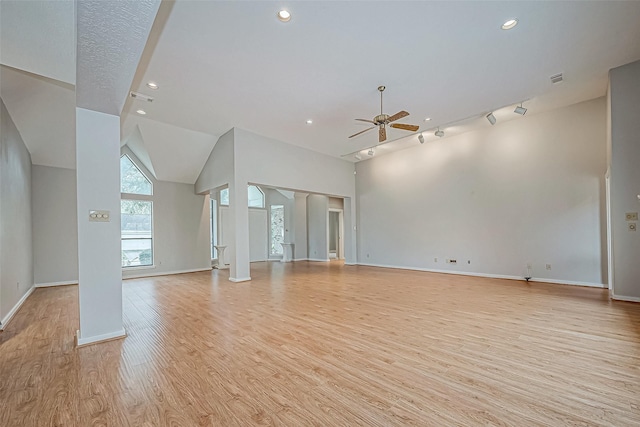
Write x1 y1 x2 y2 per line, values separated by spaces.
356 263 607 288
76 328 126 347
529 277 607 288
293 258 309 262
307 258 331 262
1 285 35 330
35 280 78 288
123 267 211 280
229 276 251 282
611 294 640 303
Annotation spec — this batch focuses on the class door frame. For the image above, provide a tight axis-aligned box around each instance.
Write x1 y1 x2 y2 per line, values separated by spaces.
328 208 344 260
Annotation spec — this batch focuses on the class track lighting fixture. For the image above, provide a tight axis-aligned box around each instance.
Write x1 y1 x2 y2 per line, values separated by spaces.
368 148 375 156
434 127 444 138
486 112 496 125
418 133 425 144
354 153 362 160
514 103 527 115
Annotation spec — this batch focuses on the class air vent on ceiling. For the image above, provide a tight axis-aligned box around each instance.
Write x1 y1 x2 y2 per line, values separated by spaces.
130 91 154 102
550 73 563 84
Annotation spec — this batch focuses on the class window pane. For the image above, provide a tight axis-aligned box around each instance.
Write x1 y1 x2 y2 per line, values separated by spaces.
220 188 229 205
122 238 152 267
270 205 284 255
121 200 153 267
248 185 265 208
120 155 152 195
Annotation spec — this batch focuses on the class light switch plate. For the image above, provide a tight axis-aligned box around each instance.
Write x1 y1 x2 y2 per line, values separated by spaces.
626 212 638 221
89 210 110 222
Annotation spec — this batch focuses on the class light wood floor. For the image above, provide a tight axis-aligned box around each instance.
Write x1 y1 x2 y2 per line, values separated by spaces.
1 262 639 426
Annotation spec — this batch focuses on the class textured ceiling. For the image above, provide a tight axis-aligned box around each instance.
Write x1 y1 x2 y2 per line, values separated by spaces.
76 0 160 116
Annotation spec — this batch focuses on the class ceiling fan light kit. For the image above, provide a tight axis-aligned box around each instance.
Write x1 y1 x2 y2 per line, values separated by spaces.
349 86 420 143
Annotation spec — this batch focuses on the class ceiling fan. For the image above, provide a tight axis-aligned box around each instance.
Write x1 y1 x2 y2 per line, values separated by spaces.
349 86 420 143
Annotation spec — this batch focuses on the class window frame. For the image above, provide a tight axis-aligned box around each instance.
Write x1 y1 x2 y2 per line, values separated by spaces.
120 154 153 196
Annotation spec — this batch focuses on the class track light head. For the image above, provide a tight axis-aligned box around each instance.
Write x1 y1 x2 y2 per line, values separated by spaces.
486 112 496 125
354 153 362 160
514 104 527 115
434 128 444 138
367 148 375 156
418 133 425 144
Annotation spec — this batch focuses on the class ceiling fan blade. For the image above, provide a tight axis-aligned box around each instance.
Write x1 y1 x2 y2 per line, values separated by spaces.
348 126 375 139
387 110 409 123
379 126 386 142
390 123 420 132
355 118 376 124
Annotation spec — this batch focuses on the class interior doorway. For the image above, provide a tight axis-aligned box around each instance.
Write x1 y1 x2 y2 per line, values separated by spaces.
328 209 344 259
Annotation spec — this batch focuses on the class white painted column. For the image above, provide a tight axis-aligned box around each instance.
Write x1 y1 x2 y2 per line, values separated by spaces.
76 107 125 345
609 59 640 301
229 180 251 282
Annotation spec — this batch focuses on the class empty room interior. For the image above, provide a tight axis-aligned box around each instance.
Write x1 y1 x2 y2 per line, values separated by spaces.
2 1 640 425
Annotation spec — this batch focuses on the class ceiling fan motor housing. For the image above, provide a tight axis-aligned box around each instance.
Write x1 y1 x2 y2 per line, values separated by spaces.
374 114 389 125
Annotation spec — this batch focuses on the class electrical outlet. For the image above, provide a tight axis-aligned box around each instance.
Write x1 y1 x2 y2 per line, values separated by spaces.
546 264 552 270
434 257 438 263
626 212 638 221
447 259 457 264
629 222 637 232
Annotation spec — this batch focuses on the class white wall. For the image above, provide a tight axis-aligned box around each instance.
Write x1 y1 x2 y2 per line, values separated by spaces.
32 165 78 285
307 194 329 262
356 98 607 286
609 60 640 300
121 147 211 279
194 128 234 195
0 97 33 326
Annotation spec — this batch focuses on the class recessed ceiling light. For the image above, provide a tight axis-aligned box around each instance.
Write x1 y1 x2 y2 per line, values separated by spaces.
501 18 518 30
306 119 313 125
277 10 291 22
136 109 147 115
146 82 159 90
424 117 431 122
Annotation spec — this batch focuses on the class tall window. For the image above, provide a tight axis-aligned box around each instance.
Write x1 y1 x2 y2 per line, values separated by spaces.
121 155 154 267
270 205 284 255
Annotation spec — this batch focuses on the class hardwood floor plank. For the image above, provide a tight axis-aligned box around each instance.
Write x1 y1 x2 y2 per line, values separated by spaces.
1 262 639 426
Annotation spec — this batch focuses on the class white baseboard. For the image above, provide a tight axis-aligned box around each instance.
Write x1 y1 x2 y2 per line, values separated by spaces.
307 258 330 262
611 294 640 303
356 262 607 288
229 276 251 282
123 267 211 280
76 328 126 347
530 277 607 288
35 280 78 288
1 285 35 330
293 258 308 262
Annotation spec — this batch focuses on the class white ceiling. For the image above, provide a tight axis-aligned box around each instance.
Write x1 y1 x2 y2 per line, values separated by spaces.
3 1 640 183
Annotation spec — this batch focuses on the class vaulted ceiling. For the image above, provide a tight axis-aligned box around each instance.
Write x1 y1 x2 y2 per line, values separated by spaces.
3 1 640 184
